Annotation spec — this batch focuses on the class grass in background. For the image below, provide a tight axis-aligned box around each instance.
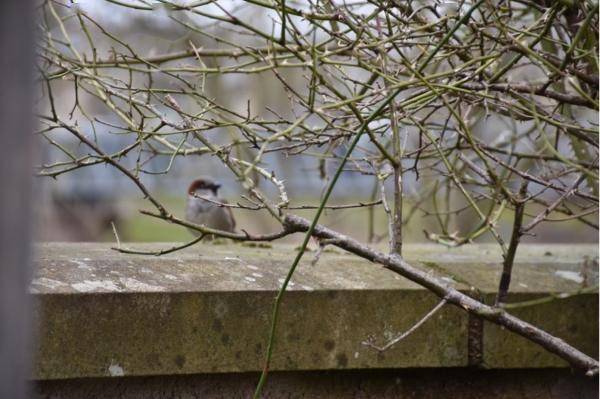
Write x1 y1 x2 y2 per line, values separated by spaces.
117 194 432 243
110 194 597 244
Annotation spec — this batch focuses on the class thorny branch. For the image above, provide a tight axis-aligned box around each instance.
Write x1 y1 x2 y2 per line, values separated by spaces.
283 214 599 376
37 0 599 395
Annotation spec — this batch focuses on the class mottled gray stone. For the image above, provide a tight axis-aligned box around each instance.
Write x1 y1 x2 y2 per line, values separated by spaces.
31 243 598 380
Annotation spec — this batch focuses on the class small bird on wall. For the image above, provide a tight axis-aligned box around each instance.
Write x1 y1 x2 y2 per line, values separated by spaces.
185 177 236 238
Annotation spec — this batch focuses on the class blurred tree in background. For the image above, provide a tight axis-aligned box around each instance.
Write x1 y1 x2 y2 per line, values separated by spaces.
37 0 598 244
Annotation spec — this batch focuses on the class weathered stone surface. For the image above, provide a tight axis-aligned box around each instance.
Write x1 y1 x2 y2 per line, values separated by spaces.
483 293 598 368
31 243 598 380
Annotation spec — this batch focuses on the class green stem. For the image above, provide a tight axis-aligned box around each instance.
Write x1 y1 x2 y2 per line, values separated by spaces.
417 0 487 74
253 86 404 398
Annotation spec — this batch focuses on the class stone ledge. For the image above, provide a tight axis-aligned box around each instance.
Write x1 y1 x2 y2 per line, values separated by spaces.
32 243 598 380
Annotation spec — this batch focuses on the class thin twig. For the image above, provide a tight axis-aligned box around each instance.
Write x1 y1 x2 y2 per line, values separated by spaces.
363 298 448 351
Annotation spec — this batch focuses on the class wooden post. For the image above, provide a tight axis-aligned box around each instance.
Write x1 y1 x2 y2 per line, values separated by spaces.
0 1 35 397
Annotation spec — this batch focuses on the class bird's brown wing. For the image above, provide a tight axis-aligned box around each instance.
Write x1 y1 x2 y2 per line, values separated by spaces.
219 198 236 232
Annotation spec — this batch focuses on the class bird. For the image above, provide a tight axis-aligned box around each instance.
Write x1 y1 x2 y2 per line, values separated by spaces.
185 177 236 239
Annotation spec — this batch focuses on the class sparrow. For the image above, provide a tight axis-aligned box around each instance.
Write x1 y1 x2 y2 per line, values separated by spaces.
185 177 236 238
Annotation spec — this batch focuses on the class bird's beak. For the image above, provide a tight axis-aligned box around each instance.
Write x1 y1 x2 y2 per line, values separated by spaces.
214 183 221 189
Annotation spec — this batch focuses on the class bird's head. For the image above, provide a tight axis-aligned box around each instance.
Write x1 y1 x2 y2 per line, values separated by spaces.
188 177 221 197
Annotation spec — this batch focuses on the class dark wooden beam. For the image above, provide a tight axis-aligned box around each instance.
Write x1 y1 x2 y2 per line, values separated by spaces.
0 1 35 397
